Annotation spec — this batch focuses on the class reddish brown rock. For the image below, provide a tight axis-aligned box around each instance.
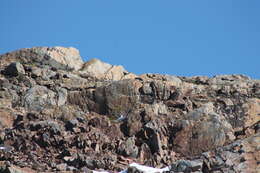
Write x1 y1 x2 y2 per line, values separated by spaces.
243 98 260 128
0 109 14 129
0 47 259 172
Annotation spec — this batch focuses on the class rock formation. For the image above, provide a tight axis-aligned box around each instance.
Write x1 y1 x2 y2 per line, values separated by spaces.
0 47 259 173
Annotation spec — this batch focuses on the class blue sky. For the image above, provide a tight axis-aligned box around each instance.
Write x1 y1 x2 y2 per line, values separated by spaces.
1 1 259 79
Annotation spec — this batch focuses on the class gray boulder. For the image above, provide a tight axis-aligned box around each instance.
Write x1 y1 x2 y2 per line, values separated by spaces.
24 85 56 111
174 103 235 156
118 137 139 158
170 159 203 172
33 46 84 70
4 62 25 77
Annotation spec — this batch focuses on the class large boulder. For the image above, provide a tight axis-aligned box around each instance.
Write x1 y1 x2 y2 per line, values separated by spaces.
30 66 56 80
0 47 84 71
3 62 25 77
95 79 142 115
80 58 136 81
23 85 56 111
173 103 235 156
242 98 260 128
81 58 112 77
126 111 143 136
32 47 83 70
60 73 96 90
118 137 139 158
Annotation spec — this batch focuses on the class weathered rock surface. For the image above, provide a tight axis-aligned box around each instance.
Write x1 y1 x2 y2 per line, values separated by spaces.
23 85 56 111
80 58 136 81
3 62 25 77
0 47 259 172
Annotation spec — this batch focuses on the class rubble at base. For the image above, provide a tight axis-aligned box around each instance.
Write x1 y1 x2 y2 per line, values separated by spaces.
0 47 259 172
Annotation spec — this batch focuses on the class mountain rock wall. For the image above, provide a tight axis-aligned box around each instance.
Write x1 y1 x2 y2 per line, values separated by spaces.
0 47 259 172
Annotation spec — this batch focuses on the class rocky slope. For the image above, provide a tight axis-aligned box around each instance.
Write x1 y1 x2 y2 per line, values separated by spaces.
0 47 259 173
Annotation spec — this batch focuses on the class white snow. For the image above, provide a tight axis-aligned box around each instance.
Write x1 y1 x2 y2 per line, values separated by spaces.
119 162 170 173
92 162 170 173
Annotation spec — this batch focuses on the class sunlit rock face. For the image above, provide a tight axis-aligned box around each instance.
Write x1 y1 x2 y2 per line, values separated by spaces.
0 47 259 172
80 58 136 81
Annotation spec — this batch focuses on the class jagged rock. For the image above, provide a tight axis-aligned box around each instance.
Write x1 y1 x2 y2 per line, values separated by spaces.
0 87 19 108
30 66 42 78
242 98 260 128
81 58 112 76
126 111 143 136
56 163 67 171
4 62 25 77
81 58 135 81
145 102 169 116
173 103 234 156
0 47 83 71
0 109 14 129
30 120 62 133
182 75 209 85
95 79 142 115
65 119 78 131
127 166 144 173
202 133 260 172
30 66 56 80
31 47 83 70
209 74 251 84
23 85 56 111
105 65 137 81
139 74 182 88
0 47 259 172
139 143 153 165
118 137 139 158
56 87 67 106
169 159 203 172
5 166 36 173
59 72 96 90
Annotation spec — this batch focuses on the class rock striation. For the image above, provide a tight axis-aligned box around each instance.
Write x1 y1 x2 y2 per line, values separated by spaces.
0 47 259 173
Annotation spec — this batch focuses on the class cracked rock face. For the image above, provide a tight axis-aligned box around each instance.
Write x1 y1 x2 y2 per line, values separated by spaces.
0 47 259 173
32 46 84 71
80 58 136 81
23 85 57 111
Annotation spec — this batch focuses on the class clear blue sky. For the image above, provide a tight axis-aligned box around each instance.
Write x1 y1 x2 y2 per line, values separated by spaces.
1 1 259 79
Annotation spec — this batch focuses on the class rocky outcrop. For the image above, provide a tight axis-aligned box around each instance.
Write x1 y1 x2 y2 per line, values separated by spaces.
23 85 57 111
80 58 136 81
3 62 25 77
0 47 83 71
173 102 235 156
0 47 259 172
40 47 83 70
